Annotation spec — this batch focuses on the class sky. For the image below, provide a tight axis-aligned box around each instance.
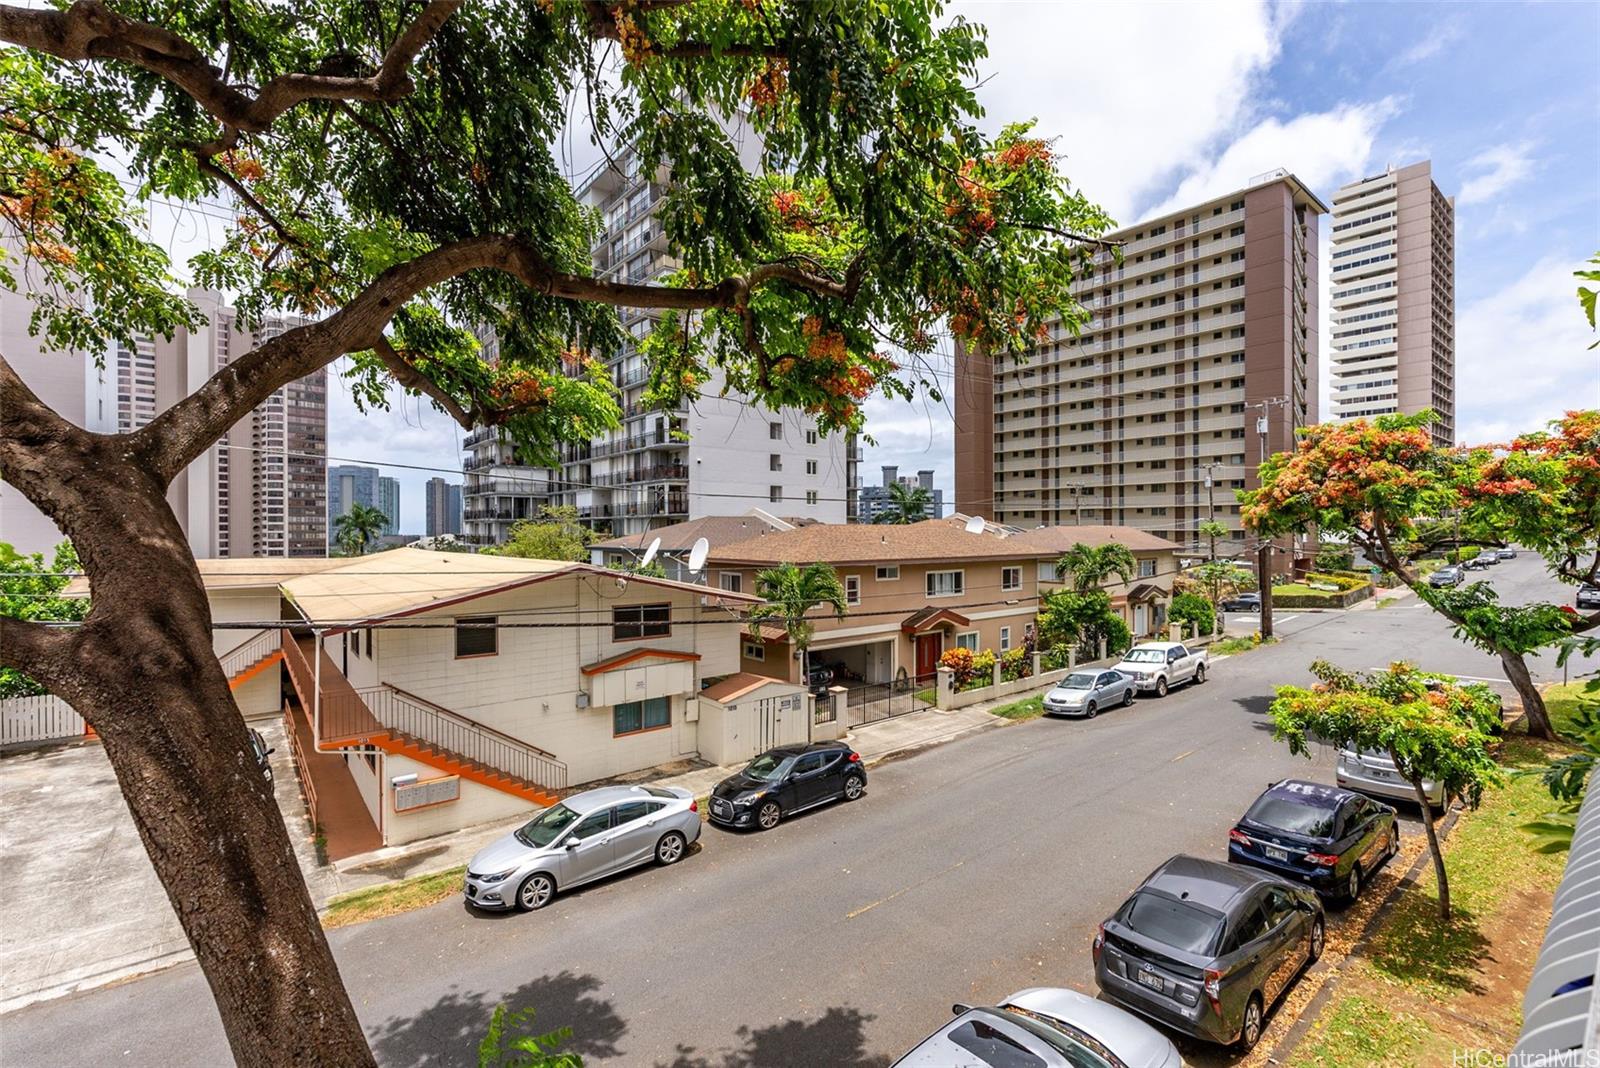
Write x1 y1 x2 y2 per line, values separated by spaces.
145 0 1600 532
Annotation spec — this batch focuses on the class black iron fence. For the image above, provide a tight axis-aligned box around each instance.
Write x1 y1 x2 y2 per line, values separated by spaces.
844 673 937 727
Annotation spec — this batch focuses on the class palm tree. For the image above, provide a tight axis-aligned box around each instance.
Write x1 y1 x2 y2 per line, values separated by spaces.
746 562 848 686
1054 542 1136 592
333 503 388 556
875 481 933 524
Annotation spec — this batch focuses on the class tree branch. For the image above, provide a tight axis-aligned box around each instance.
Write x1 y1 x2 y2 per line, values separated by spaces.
372 336 474 430
0 616 80 694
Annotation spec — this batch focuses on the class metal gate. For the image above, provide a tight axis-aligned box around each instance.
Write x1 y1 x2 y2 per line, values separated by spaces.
845 673 937 727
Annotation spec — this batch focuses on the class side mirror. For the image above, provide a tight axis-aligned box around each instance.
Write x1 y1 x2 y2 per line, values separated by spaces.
565 837 582 849
265 747 276 757
951 1003 972 1016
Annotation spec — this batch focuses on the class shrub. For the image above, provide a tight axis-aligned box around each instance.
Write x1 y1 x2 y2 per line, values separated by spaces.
1314 545 1355 571
1042 645 1073 670
1000 647 1032 682
1169 592 1215 637
963 648 998 690
1098 615 1133 658
1305 571 1368 591
938 647 976 688
1445 546 1482 564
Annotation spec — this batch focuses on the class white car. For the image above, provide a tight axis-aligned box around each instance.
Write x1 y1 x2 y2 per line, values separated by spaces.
1114 642 1208 697
892 987 1183 1068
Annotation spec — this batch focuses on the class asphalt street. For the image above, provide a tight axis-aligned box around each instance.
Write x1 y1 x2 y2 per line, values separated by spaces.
1 554 1590 1068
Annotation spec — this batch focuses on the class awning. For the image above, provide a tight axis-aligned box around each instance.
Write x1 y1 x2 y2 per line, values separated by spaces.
1125 583 1163 603
900 606 972 634
752 623 788 642
580 648 702 676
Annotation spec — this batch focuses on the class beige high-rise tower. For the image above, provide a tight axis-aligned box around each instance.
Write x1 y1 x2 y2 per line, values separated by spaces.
1327 161 1456 445
955 170 1324 565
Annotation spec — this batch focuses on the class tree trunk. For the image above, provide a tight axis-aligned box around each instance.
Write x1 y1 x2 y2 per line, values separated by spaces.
1 373 374 1065
1407 767 1451 920
1500 646 1556 740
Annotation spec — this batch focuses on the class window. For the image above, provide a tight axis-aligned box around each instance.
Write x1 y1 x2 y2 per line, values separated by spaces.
806 490 819 505
742 640 766 661
876 565 900 581
719 572 743 593
455 615 497 658
805 428 818 445
1138 558 1157 578
769 421 782 440
613 695 671 736
956 632 979 651
792 752 827 776
769 485 783 503
612 603 670 641
926 570 965 597
613 800 663 826
769 454 783 471
845 575 861 606
1001 566 1023 592
805 459 818 476
999 626 1012 652
568 809 613 841
351 628 362 657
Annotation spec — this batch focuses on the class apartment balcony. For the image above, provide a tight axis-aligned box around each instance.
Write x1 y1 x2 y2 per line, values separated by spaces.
589 464 689 487
589 428 677 459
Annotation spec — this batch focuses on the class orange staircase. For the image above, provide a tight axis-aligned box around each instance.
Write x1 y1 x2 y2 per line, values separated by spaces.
373 729 560 807
220 631 284 691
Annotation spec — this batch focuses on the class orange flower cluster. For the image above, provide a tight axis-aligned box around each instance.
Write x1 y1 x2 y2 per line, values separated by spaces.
943 159 996 239
747 58 788 111
219 151 265 182
997 139 1050 169
612 7 652 66
802 316 848 365
491 370 558 410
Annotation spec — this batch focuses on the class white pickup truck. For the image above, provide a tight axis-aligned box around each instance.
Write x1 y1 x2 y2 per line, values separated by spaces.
1113 641 1208 697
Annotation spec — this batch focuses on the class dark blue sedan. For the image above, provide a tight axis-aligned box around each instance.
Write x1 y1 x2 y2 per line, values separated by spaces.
1227 780 1398 902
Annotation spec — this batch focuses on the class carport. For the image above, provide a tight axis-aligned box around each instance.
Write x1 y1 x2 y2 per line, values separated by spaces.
808 637 895 685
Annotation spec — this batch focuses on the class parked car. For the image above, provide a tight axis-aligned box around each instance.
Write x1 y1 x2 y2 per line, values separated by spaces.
248 727 274 784
1497 548 1517 560
1220 592 1261 612
708 741 865 831
1427 565 1463 587
1114 642 1207 697
1093 855 1324 1052
1043 669 1135 718
891 987 1183 1068
806 665 835 696
1337 747 1446 809
1578 584 1600 610
463 785 700 911
1228 780 1398 902
1479 552 1500 566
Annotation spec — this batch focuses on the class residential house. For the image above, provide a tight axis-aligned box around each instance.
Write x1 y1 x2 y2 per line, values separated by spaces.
1007 525 1182 640
707 519 1046 688
589 509 818 585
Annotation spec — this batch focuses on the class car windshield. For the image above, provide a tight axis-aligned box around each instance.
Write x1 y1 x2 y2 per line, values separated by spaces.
514 804 580 848
1059 673 1098 690
742 752 794 782
1121 648 1167 664
1243 795 1336 838
1118 891 1224 955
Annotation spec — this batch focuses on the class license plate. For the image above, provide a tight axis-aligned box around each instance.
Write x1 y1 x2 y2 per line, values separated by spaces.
1265 846 1289 862
1135 968 1164 992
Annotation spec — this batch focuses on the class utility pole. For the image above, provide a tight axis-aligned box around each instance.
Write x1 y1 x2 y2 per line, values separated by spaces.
1245 396 1288 640
1200 461 1221 561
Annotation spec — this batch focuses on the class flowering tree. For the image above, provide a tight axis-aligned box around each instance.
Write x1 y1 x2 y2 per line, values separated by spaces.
1270 661 1502 920
1241 411 1592 740
0 2 1114 1062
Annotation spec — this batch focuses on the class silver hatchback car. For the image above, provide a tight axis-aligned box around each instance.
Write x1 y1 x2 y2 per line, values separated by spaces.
464 785 701 911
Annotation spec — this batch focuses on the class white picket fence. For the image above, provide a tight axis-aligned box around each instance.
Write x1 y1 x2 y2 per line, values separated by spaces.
1 694 87 747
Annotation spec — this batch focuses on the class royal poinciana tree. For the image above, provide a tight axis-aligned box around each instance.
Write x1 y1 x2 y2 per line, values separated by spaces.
1242 409 1600 741
0 2 1113 1063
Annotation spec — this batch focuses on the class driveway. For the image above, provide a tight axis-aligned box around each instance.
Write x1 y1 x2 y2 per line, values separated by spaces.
0 721 322 1011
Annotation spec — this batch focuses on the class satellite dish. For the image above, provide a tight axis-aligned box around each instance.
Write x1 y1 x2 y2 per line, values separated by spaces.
687 536 711 575
963 515 987 535
640 536 661 569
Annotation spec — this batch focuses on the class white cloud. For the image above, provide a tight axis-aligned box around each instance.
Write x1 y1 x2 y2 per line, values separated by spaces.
1455 256 1598 446
1391 20 1465 68
1144 97 1401 219
1457 142 1538 206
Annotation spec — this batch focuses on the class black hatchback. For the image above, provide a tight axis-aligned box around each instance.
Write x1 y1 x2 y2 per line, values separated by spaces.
708 742 865 831
1228 780 1398 902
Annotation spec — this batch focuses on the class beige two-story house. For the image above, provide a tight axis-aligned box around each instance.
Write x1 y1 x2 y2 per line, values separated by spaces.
1011 525 1182 639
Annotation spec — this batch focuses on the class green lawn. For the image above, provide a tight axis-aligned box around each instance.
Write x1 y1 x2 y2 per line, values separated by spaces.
1211 635 1277 656
1543 678 1600 739
990 695 1045 720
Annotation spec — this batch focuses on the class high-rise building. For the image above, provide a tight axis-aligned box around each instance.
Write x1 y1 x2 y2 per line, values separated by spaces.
0 283 327 557
377 476 400 536
424 477 463 536
955 170 1324 566
1327 161 1456 445
858 465 946 523
328 464 381 543
463 140 856 546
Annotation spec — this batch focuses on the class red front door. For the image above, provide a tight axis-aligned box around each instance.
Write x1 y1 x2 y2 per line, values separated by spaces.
915 633 942 678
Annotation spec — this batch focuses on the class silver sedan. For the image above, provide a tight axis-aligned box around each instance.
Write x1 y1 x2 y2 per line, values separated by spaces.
464 784 701 911
1043 669 1135 718
892 987 1183 1067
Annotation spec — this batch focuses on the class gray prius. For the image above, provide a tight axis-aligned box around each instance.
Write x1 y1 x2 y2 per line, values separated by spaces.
1043 670 1135 718
463 785 701 912
1093 855 1324 1052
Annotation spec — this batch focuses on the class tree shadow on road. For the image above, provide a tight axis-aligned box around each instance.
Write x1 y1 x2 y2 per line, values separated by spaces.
368 968 625 1067
653 1005 889 1068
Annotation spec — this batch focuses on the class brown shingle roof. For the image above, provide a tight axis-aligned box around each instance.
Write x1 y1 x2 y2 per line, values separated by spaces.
1003 525 1181 554
708 519 1042 566
591 514 811 552
701 672 795 704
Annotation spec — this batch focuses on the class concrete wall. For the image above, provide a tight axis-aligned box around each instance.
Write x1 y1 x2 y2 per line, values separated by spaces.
380 749 536 846
936 659 1074 711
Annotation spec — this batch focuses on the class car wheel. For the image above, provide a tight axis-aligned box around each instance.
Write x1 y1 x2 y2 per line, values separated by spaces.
842 775 865 801
1238 994 1264 1051
757 800 782 830
1084 701 1098 719
516 872 556 911
1123 687 1135 707
1344 865 1361 903
1308 915 1325 964
1194 663 1207 684
1386 826 1400 860
1155 677 1168 697
655 831 687 866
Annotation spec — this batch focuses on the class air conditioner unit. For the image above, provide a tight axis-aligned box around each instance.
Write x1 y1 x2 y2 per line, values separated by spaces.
575 692 590 709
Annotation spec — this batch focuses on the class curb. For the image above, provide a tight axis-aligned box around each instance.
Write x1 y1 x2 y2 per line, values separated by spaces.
1264 804 1463 1061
